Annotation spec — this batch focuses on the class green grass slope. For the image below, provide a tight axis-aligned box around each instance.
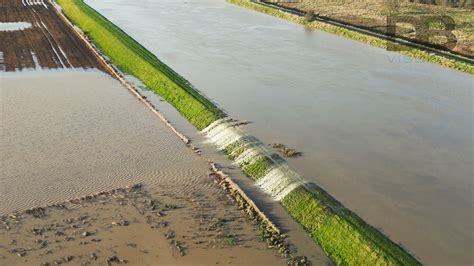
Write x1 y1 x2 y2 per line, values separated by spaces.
282 186 421 265
57 0 225 129
223 140 421 265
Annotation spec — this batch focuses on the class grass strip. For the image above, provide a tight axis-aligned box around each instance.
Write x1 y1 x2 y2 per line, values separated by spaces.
223 139 249 160
56 0 225 129
282 186 421 265
242 156 274 180
221 136 420 264
227 0 474 74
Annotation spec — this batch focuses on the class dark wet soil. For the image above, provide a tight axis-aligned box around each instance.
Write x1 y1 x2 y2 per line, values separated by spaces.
0 0 106 71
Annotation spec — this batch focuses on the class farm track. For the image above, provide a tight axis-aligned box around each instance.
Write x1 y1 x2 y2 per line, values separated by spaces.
0 0 106 71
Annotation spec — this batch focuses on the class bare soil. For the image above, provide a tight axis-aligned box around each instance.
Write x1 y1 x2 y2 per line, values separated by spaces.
0 0 107 71
0 184 286 265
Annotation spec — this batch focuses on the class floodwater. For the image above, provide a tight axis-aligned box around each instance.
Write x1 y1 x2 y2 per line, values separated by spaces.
0 22 31 31
0 70 212 214
0 70 293 265
86 0 473 264
0 70 328 264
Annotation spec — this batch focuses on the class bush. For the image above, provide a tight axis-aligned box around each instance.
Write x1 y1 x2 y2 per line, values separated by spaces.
304 10 316 22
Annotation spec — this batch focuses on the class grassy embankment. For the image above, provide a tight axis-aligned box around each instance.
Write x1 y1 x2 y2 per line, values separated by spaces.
57 0 421 264
222 139 421 265
282 187 421 265
227 0 474 74
56 0 225 130
280 0 474 57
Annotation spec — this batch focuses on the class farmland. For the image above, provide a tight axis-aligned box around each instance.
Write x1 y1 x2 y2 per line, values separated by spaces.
0 0 106 71
228 0 474 73
280 0 474 57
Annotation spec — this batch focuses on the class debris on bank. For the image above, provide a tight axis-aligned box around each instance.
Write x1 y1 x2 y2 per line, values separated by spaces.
209 162 310 265
270 143 302 158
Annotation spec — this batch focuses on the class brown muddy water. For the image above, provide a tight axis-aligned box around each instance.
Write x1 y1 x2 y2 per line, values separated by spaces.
86 0 473 264
0 70 206 214
0 70 326 265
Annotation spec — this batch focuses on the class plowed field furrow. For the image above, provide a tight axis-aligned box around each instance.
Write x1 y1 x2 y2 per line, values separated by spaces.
0 0 106 71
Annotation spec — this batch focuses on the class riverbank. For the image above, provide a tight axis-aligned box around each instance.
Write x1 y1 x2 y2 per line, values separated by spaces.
54 0 422 264
54 0 225 129
203 119 421 265
1 69 300 265
274 0 474 57
227 0 474 74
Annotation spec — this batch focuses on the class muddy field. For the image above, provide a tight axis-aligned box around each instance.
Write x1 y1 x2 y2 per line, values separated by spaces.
0 0 106 71
0 184 287 265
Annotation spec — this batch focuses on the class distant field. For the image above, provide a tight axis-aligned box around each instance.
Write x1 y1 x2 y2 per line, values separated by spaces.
280 0 474 56
231 0 473 72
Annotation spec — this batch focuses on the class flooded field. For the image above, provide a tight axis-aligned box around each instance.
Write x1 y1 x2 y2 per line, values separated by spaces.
0 70 211 213
0 183 286 265
0 70 295 264
85 0 473 264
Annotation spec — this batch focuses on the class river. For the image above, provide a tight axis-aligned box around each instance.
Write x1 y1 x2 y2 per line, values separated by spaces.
85 0 473 264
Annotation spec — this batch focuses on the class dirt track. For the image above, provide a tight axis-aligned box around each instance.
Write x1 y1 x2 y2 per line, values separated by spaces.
0 0 106 71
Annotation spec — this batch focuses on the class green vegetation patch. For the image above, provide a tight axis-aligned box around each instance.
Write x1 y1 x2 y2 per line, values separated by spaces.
223 139 249 160
227 0 474 74
271 143 301 157
281 186 421 265
56 0 225 129
242 156 274 180
223 139 276 180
